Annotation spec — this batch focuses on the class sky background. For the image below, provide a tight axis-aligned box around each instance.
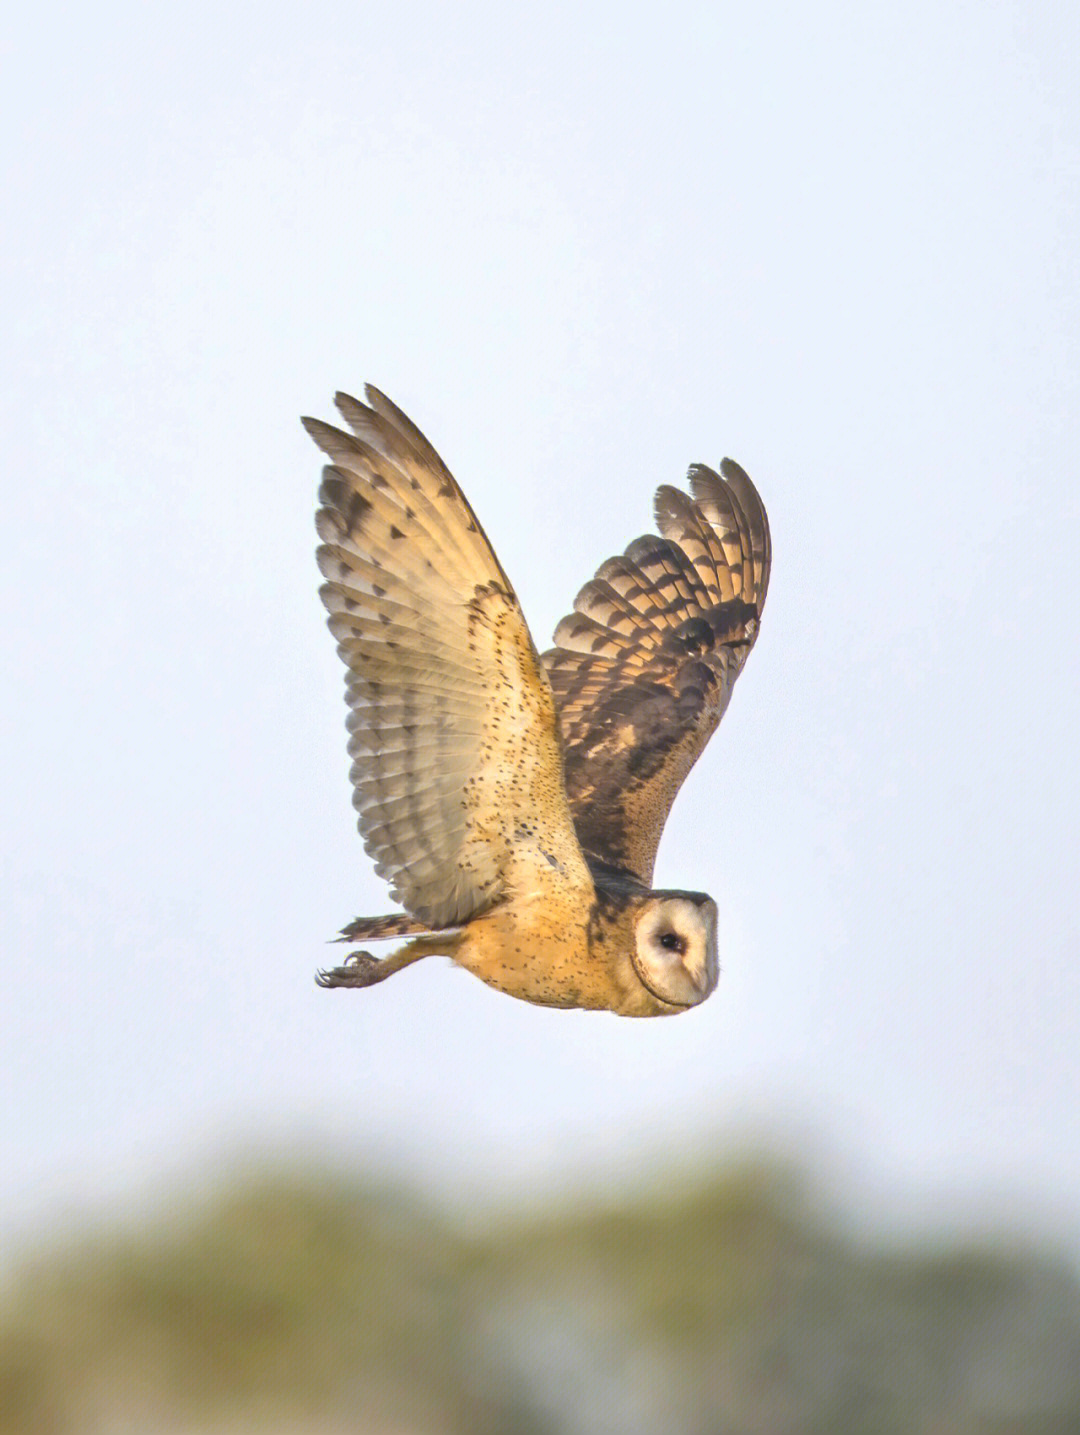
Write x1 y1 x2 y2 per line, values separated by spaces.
3 1 1078 1247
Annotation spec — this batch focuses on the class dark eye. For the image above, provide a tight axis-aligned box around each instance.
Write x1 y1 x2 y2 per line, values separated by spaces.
659 931 685 954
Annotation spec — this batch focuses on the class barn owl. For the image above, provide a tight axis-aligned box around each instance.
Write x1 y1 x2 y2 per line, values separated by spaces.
303 386 769 1017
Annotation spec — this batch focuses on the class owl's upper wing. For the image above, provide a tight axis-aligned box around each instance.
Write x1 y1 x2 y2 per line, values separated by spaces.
306 388 591 929
542 461 770 885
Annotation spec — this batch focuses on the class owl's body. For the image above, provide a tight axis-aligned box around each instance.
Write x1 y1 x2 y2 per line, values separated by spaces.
304 386 769 1016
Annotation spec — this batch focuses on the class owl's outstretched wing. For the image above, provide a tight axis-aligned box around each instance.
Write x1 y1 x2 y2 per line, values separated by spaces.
305 388 590 929
542 461 770 886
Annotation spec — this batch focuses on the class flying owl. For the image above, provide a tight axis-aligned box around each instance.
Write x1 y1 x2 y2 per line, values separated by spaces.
303 386 769 1017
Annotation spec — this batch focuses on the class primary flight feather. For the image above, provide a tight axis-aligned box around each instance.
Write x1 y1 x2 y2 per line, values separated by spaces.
304 386 769 1016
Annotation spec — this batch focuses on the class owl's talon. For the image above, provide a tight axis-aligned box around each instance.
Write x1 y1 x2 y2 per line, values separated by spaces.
315 951 383 988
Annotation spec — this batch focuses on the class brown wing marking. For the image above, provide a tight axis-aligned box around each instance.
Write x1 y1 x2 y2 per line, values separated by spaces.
542 460 769 884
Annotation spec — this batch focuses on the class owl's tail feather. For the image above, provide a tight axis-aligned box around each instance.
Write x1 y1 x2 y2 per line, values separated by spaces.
335 911 460 944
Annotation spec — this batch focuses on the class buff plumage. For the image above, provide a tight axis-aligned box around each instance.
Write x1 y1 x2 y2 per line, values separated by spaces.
304 386 769 1016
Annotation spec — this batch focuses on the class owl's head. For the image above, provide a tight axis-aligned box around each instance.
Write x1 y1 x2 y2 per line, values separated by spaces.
631 892 719 1008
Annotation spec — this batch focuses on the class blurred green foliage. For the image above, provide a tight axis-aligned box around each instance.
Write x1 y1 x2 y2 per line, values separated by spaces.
2 1157 1078 1434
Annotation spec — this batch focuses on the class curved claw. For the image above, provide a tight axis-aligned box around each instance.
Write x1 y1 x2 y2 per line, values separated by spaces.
314 950 385 989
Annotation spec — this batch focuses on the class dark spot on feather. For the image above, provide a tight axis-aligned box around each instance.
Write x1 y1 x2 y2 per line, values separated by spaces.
663 615 715 655
438 481 455 497
587 856 649 892
342 491 372 536
389 525 405 540
372 584 386 598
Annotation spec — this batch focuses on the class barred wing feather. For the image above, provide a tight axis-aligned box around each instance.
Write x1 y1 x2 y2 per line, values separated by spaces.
542 460 770 885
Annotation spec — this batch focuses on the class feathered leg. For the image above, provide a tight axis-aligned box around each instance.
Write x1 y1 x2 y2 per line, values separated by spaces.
315 934 457 990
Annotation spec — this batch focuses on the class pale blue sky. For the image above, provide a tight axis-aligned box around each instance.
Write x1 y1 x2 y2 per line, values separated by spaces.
3 0 1078 1242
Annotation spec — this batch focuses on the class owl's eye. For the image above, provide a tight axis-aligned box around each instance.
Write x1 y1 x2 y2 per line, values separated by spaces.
659 931 686 954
